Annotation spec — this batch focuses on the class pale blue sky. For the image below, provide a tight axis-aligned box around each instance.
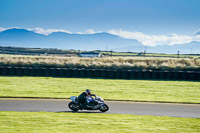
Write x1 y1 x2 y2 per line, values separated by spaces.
0 0 200 36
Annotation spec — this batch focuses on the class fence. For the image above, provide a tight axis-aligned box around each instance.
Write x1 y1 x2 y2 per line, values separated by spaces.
0 66 199 80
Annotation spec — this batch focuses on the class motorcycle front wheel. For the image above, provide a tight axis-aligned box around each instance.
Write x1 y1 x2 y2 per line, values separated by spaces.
99 104 109 112
68 101 79 112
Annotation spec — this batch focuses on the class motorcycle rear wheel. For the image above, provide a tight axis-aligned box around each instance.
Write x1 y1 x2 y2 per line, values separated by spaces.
68 101 79 112
99 104 109 112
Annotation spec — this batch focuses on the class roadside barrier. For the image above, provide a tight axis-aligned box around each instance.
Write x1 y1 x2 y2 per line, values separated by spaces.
94 70 101 78
129 70 137 79
152 71 159 79
71 69 79 77
144 70 151 79
137 71 143 79
115 70 121 79
159 71 166 79
87 69 94 77
0 66 199 81
66 69 72 77
9 67 16 76
80 69 87 77
100 70 107 78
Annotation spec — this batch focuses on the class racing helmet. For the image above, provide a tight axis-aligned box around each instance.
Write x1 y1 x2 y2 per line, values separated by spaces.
85 89 91 95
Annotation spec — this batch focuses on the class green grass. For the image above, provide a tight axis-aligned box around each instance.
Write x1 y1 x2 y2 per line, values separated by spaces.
101 52 200 58
0 111 200 133
0 76 200 103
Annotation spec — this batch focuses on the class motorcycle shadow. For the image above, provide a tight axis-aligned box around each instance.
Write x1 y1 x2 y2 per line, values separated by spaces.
57 111 103 113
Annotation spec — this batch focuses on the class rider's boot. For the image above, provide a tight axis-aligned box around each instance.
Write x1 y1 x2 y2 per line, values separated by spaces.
78 104 85 110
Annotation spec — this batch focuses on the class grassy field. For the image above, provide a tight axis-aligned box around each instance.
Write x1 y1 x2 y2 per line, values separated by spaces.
0 76 200 103
0 111 200 133
101 51 200 58
1 54 200 71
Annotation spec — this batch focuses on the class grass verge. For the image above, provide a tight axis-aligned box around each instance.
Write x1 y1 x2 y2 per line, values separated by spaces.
0 111 200 133
0 76 200 103
1 55 200 71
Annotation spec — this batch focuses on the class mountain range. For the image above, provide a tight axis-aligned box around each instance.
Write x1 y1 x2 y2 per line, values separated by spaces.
0 28 200 54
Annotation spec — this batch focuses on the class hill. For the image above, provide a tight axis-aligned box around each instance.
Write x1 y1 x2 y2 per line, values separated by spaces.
1 28 200 54
0 28 143 51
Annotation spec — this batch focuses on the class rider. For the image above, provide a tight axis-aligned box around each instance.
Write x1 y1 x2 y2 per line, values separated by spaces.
77 89 96 108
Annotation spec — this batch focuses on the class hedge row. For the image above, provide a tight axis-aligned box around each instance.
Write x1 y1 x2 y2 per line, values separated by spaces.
0 67 199 80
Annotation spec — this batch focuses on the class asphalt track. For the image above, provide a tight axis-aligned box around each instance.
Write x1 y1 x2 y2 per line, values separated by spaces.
0 98 200 118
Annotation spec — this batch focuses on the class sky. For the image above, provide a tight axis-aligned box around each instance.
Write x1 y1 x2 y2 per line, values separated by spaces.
0 0 200 46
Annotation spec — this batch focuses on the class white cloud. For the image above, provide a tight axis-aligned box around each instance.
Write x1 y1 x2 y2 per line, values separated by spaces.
28 28 71 35
0 27 20 32
76 29 102 34
1 26 200 46
108 29 200 46
85 29 95 34
194 29 200 35
193 35 200 42
0 27 6 32
0 27 100 35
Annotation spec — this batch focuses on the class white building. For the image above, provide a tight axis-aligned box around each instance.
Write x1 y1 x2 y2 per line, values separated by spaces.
79 52 102 57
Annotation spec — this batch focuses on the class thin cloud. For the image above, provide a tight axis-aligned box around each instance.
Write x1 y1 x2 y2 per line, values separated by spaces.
0 27 6 32
194 29 200 35
28 28 71 35
108 29 200 46
0 27 20 32
1 27 200 46
76 29 102 34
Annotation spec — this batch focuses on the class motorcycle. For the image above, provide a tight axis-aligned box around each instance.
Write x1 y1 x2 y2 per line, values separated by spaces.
68 95 109 112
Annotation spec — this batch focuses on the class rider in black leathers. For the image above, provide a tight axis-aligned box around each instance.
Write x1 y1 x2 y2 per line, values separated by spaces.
77 89 96 108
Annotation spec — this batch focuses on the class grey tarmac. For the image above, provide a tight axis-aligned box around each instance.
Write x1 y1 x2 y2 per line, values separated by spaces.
0 98 200 118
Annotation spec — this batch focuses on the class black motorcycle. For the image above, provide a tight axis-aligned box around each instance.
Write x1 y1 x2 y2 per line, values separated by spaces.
68 95 109 112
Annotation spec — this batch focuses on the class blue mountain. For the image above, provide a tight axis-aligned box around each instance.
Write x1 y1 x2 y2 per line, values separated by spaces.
0 28 51 48
0 28 200 54
47 31 143 50
152 41 200 54
0 28 143 50
114 41 200 54
195 31 200 35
